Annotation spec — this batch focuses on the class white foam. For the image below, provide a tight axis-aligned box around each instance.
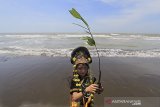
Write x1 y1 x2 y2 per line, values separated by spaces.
56 34 112 38
3 34 116 39
3 34 160 41
59 34 88 38
143 37 160 41
111 37 132 40
1 33 160 58
110 33 120 36
4 34 48 39
129 35 142 38
0 47 160 57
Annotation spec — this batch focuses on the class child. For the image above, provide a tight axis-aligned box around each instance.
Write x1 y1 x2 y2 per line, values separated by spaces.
70 46 103 107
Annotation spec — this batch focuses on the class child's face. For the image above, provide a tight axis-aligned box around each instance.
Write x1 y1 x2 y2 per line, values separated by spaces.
76 64 88 77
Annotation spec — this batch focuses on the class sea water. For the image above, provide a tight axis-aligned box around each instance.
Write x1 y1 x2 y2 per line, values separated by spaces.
0 33 160 57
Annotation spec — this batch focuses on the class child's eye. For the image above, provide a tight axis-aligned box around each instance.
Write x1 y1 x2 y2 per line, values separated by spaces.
77 67 88 70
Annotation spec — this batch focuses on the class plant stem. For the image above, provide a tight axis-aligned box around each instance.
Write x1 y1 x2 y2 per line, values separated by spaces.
87 27 101 84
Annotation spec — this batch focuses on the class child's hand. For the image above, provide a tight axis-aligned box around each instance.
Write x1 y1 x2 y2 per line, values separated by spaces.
96 85 104 94
85 84 99 94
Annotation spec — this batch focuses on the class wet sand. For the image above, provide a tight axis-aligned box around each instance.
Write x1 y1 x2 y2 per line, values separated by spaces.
0 56 160 107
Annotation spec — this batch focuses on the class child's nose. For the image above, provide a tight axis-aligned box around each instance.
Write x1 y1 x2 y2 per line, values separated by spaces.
82 69 87 72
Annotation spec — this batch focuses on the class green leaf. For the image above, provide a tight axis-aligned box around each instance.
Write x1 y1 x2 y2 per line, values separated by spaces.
87 38 95 46
69 8 89 27
81 17 89 27
69 8 81 19
81 36 90 41
69 8 95 46
73 23 88 30
81 36 95 46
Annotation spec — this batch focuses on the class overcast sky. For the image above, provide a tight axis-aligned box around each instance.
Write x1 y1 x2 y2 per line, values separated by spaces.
0 0 160 34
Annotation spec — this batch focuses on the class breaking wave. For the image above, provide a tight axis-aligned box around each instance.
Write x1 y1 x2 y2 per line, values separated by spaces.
0 47 160 57
2 34 160 40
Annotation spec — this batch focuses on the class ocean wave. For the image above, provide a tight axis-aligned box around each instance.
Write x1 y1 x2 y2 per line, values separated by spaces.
2 34 160 41
143 37 160 41
0 47 160 57
111 37 132 40
110 33 120 36
4 34 48 39
3 34 113 39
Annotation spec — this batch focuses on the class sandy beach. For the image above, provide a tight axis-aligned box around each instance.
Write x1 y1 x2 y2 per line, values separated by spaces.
0 56 160 107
